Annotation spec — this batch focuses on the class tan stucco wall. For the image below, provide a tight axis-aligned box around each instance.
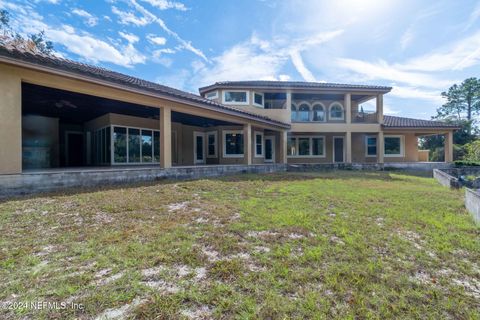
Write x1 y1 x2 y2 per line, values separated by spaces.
0 66 22 174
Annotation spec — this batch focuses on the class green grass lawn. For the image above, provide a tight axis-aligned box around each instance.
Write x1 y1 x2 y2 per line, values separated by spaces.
0 171 478 319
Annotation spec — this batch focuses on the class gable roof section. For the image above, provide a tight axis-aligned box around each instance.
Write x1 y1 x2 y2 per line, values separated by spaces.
0 45 290 129
383 116 460 129
199 80 392 94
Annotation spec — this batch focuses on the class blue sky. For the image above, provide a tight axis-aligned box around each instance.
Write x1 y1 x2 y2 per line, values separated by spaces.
2 0 480 119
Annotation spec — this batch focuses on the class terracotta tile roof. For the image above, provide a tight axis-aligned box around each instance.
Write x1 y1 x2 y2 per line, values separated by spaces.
383 116 460 129
199 80 392 94
0 45 290 128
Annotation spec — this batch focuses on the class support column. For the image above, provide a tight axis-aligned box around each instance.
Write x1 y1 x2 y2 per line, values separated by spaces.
344 93 351 124
279 130 288 164
377 94 384 124
243 123 252 165
445 131 453 162
377 131 384 164
0 67 22 174
345 131 352 163
160 106 172 168
286 91 292 111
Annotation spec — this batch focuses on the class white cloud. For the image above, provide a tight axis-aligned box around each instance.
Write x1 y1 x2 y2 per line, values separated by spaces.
389 86 445 105
152 48 175 58
399 30 480 72
72 8 98 27
290 50 315 82
400 25 414 50
119 31 139 44
141 0 187 11
463 1 480 31
128 0 208 61
335 58 454 89
111 6 150 26
147 34 167 45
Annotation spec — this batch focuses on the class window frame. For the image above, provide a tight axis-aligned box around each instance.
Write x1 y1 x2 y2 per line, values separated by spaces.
206 131 218 158
254 131 264 158
223 130 245 158
253 92 264 108
111 125 160 165
312 103 326 122
328 102 345 120
365 135 377 157
205 90 218 100
297 102 311 122
193 131 206 164
384 135 404 157
286 135 326 158
222 90 250 105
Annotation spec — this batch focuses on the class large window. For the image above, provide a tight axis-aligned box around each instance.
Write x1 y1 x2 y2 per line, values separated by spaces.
128 128 141 163
384 135 404 157
223 130 244 157
113 126 160 164
253 92 264 107
207 131 217 158
366 136 377 157
287 136 325 157
329 103 344 120
141 130 153 162
312 104 325 122
223 91 249 104
291 104 297 122
113 127 127 163
94 127 111 165
298 103 310 122
254 131 264 157
205 91 218 100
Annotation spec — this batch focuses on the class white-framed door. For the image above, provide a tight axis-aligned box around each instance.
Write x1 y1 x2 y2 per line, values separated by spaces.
333 136 345 163
264 135 275 163
193 132 206 164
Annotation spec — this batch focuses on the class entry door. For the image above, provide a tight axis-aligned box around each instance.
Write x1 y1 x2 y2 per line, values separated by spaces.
264 136 275 163
66 132 84 167
333 136 344 163
194 132 205 164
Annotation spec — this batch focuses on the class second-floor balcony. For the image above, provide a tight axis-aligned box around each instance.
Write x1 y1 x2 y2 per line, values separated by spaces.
291 103 379 124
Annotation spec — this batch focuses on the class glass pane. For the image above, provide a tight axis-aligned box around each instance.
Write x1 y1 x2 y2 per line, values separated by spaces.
113 127 127 163
208 134 216 156
331 106 343 119
367 137 376 146
312 106 324 121
298 105 310 121
385 137 401 155
225 91 247 103
265 139 273 160
225 133 244 155
312 138 324 156
154 131 160 162
298 138 310 155
128 128 140 163
287 137 296 156
291 105 297 121
106 127 111 163
368 146 377 156
254 93 263 105
142 130 153 163
196 135 204 160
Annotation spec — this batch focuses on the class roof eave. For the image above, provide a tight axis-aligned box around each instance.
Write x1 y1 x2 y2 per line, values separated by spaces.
0 56 290 129
199 84 392 95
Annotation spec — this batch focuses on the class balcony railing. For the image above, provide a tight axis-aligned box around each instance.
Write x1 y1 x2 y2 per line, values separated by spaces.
352 111 378 123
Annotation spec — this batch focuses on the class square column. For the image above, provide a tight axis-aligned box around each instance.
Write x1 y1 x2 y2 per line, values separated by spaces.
0 68 22 174
377 94 384 124
345 131 352 163
279 130 288 164
243 123 252 165
344 93 352 124
160 106 172 168
286 91 292 111
445 131 453 162
377 131 384 164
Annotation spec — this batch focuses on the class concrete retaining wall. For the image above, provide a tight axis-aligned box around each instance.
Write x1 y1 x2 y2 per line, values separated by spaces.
433 169 460 188
0 164 286 198
465 188 480 224
288 162 452 174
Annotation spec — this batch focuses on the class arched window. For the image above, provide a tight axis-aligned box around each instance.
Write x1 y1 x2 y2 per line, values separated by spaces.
329 103 344 120
298 103 310 122
291 104 297 122
312 104 325 122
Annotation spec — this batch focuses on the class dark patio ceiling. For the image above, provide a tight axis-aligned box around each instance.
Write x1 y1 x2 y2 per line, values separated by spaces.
22 83 237 127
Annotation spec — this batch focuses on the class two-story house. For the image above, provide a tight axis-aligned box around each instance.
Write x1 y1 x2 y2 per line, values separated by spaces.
199 81 458 165
0 44 458 180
